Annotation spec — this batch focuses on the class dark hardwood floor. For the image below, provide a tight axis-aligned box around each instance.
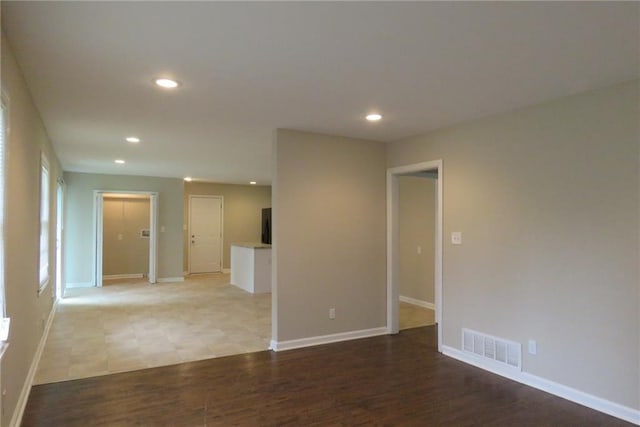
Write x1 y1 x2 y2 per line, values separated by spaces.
23 326 631 426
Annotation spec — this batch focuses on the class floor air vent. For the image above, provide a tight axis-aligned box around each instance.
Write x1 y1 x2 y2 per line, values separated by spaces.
462 328 522 371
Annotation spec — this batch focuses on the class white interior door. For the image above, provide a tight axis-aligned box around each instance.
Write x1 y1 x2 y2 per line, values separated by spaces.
189 196 223 273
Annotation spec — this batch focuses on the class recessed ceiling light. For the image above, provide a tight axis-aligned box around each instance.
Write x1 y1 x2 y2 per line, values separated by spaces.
126 136 140 143
154 78 179 89
366 113 382 122
250 181 257 185
184 177 193 182
114 159 125 164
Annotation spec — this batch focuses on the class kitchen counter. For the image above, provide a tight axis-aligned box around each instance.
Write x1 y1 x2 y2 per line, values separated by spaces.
230 243 272 293
231 242 272 249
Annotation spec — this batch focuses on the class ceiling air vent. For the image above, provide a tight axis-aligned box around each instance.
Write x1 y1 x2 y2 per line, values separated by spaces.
462 328 521 371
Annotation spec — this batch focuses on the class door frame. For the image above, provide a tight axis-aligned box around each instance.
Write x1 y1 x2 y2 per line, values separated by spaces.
55 178 65 299
386 159 443 352
93 190 159 287
187 195 224 274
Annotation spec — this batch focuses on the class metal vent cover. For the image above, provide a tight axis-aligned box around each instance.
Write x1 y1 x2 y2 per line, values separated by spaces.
462 328 522 371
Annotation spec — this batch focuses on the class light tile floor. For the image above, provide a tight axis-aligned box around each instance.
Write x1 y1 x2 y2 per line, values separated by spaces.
35 273 271 385
35 274 434 385
399 302 435 330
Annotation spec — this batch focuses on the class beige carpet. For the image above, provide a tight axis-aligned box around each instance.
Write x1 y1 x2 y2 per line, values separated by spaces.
35 274 435 384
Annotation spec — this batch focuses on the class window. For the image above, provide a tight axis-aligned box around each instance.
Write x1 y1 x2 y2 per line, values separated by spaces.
39 152 50 291
0 98 6 313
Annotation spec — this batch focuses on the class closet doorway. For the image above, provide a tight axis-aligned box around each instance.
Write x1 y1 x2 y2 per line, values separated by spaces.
93 191 158 287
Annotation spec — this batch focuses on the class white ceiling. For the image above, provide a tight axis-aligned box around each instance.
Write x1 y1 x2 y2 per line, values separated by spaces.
2 2 638 184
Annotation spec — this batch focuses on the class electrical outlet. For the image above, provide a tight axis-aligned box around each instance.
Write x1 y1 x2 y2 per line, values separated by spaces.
329 308 336 319
451 232 462 245
528 339 537 355
417 246 422 255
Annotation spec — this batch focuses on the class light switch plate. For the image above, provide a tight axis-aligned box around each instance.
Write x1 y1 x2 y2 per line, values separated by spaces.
451 232 462 245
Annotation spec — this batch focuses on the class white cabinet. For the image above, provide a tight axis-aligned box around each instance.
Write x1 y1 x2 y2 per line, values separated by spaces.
230 243 271 294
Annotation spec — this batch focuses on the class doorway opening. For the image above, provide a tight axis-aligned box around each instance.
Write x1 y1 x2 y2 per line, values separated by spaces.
93 191 158 287
387 160 443 352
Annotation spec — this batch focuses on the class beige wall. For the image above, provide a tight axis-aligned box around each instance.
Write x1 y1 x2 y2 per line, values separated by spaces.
64 173 184 282
103 197 150 276
273 129 386 342
183 182 271 271
399 176 436 304
387 80 640 409
1 33 64 426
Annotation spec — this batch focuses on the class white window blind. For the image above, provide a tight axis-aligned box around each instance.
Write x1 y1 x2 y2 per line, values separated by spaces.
39 153 50 290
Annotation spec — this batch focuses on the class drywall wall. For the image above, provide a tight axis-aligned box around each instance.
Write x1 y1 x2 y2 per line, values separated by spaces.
273 129 386 342
183 182 271 271
399 176 436 304
103 197 150 276
387 80 640 410
64 173 184 282
1 32 64 427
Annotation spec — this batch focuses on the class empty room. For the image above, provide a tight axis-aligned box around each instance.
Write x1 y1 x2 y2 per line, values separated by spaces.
0 2 638 426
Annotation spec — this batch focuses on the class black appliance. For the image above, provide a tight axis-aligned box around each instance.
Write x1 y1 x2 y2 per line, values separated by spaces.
261 208 272 244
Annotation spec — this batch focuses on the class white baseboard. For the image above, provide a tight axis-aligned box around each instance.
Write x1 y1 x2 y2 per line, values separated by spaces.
65 282 93 288
270 327 389 352
442 345 640 425
156 277 185 283
10 300 58 427
102 273 144 280
222 268 231 274
399 295 435 310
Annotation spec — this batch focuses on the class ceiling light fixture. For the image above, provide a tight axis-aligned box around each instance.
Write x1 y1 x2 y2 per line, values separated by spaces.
250 181 257 185
366 113 382 122
154 78 179 89
184 177 193 182
114 159 125 164
126 136 140 143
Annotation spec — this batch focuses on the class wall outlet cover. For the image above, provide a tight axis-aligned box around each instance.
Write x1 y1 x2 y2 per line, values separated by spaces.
451 231 462 245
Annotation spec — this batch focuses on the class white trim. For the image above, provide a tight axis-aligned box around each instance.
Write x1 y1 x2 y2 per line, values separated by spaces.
148 194 158 284
442 345 640 425
387 159 443 352
9 300 57 427
55 181 65 300
102 273 144 280
65 282 93 288
93 191 103 287
222 268 231 274
93 191 159 287
187 195 224 274
156 277 185 283
270 327 388 352
399 295 435 310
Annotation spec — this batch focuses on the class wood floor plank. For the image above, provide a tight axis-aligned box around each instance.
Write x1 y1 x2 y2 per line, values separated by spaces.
22 326 631 426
